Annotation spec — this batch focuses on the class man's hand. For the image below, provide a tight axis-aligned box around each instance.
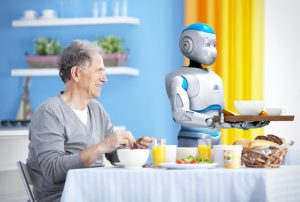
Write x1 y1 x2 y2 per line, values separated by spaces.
99 130 136 153
133 136 152 149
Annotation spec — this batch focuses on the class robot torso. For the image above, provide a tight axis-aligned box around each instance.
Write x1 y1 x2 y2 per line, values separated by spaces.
166 67 224 146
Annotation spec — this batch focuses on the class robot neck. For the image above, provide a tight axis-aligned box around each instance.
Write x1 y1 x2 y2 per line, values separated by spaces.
188 60 203 68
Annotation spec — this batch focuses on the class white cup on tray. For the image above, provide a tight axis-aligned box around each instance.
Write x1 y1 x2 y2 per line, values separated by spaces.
266 107 286 116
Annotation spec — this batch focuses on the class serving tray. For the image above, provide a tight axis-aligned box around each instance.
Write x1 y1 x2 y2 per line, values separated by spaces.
213 115 294 122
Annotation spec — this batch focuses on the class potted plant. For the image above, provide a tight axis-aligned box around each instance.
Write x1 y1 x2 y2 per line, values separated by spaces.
25 37 61 68
96 35 128 67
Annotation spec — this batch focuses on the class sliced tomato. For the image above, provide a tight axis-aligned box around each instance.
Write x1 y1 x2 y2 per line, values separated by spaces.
190 160 197 164
176 160 184 164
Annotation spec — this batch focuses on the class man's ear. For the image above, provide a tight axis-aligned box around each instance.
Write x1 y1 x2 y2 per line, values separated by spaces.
70 66 80 82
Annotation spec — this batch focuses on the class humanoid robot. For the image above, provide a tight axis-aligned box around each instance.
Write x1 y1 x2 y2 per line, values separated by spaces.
165 23 268 147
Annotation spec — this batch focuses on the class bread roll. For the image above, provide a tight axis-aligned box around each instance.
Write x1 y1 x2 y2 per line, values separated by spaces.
280 137 286 145
255 134 284 145
250 140 279 148
255 136 270 141
233 139 251 149
267 134 283 145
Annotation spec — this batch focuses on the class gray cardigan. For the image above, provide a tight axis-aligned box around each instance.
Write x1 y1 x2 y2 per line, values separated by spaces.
27 95 115 202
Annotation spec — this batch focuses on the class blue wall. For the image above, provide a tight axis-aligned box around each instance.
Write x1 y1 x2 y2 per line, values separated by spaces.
0 0 184 144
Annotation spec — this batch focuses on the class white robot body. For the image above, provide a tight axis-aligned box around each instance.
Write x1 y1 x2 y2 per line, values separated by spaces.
166 23 268 147
166 67 224 146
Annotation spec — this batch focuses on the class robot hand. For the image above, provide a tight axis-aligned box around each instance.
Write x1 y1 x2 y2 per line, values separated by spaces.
231 121 270 130
205 113 231 129
206 113 270 130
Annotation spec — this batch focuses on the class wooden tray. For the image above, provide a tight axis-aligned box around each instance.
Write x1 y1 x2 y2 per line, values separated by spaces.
213 115 294 122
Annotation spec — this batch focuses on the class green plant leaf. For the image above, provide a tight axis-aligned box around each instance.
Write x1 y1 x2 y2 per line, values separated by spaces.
96 35 125 54
34 37 61 55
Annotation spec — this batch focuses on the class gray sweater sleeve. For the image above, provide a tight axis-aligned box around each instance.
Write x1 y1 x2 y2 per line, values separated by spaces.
97 103 119 163
29 106 84 184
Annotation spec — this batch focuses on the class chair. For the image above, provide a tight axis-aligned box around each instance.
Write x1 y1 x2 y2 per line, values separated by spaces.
16 161 35 202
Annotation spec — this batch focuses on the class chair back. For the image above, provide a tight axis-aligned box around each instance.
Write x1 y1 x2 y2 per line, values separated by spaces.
16 161 35 202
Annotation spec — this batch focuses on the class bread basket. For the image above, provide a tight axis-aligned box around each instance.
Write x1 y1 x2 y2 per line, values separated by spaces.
242 144 290 168
234 135 294 168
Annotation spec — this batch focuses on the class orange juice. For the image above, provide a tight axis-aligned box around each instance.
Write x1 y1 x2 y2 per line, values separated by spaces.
198 145 211 160
152 146 166 167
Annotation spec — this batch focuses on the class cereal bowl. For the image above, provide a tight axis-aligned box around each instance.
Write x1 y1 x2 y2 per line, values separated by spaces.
234 100 264 115
117 149 149 168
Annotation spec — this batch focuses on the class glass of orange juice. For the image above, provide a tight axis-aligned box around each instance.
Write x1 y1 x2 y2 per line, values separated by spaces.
198 139 211 160
152 138 166 167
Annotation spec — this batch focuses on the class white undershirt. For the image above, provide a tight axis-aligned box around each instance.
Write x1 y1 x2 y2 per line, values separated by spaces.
72 107 88 125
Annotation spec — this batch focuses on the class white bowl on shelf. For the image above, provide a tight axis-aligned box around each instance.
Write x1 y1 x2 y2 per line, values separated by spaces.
234 100 264 115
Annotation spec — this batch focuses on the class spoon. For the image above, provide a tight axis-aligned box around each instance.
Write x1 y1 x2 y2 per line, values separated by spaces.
114 144 126 149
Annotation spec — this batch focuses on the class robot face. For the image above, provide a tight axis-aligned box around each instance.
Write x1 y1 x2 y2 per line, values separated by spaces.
180 30 217 66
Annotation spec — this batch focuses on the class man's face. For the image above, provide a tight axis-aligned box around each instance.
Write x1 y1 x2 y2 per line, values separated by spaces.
79 52 107 99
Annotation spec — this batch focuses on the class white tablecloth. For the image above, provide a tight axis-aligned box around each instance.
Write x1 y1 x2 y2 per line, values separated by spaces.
61 165 300 202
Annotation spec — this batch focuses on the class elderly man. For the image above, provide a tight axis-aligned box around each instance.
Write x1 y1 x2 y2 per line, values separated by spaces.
27 40 151 202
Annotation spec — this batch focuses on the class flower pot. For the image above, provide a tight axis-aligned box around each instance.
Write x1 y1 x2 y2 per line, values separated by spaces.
25 55 60 69
102 53 128 67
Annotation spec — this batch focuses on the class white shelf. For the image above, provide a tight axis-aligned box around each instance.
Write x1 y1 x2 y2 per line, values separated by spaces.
12 16 140 27
11 67 139 77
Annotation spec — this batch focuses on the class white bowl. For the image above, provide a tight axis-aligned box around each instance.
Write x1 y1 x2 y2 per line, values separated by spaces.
234 100 264 115
266 107 285 115
117 149 149 168
176 147 198 160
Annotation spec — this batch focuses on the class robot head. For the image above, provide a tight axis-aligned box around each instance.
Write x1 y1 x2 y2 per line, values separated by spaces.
179 23 217 66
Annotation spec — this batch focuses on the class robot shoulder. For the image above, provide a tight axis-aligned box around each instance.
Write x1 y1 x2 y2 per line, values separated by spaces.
166 68 200 98
207 69 223 84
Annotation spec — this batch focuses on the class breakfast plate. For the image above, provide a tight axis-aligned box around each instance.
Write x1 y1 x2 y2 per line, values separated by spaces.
160 162 218 169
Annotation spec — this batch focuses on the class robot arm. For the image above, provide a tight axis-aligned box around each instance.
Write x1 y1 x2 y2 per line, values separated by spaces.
212 112 270 130
169 76 213 128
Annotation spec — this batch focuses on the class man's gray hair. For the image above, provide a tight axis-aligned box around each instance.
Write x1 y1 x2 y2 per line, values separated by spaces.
58 40 101 83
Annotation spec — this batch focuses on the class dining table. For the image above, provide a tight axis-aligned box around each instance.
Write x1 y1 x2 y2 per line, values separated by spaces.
61 164 300 202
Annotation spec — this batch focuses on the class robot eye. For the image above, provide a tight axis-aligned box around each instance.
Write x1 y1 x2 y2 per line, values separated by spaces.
214 44 216 48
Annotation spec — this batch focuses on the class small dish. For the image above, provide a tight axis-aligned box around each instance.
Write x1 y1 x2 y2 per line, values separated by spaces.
266 107 286 116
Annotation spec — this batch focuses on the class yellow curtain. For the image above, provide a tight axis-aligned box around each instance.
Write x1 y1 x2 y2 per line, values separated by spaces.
185 0 265 144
